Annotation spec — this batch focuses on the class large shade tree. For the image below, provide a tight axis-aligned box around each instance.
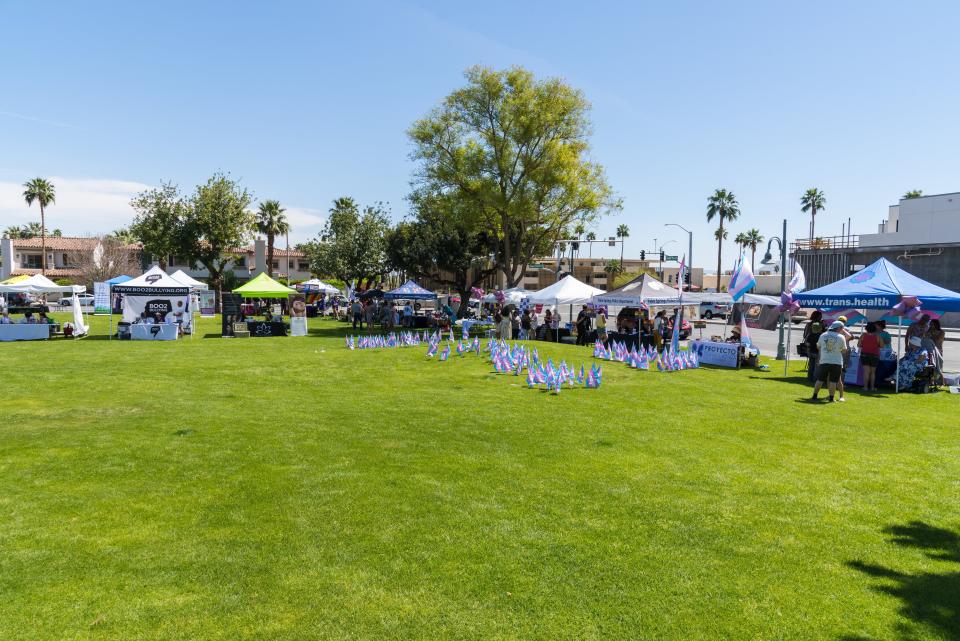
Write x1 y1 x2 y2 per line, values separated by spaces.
255 200 290 277
800 188 826 241
706 188 740 291
303 197 391 287
22 178 56 275
409 65 619 287
183 174 254 298
386 191 497 318
130 182 191 270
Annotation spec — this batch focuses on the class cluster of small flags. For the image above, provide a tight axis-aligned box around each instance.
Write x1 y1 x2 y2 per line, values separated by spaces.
345 331 430 350
426 336 601 393
593 340 699 371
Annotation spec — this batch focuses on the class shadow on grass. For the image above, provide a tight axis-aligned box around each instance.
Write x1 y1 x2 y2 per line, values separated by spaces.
847 521 960 640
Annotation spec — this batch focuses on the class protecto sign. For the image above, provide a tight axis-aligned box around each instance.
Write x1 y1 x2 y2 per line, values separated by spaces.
689 340 739 368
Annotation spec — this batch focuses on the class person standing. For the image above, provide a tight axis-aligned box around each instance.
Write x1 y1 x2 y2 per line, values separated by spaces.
811 321 848 402
575 305 590 346
803 311 825 383
497 312 512 340
403 301 413 328
550 308 560 342
858 322 881 391
876 319 893 350
595 308 608 346
520 310 532 340
351 299 362 329
928 318 945 384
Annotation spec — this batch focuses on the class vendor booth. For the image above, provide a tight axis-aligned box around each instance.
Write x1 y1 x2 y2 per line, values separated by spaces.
231 272 299 337
529 276 604 339
594 273 681 308
0 274 89 340
794 258 960 391
482 287 532 305
384 280 437 328
169 270 208 290
111 267 191 340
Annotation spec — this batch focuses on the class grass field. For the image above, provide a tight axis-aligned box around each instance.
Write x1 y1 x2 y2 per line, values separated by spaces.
0 314 957 640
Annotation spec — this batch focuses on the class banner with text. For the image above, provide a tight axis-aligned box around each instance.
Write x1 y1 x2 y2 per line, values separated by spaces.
689 340 739 368
199 291 216 317
93 282 111 315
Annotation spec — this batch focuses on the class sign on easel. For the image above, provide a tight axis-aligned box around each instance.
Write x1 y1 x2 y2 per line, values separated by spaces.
93 282 110 315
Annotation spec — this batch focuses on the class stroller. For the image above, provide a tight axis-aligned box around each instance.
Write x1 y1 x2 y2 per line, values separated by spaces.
908 363 940 394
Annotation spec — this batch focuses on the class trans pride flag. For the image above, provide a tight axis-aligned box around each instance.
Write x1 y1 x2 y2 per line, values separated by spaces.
728 254 756 302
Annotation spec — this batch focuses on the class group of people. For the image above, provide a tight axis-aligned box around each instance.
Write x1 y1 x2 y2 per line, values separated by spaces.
0 310 54 324
803 310 946 400
349 299 419 330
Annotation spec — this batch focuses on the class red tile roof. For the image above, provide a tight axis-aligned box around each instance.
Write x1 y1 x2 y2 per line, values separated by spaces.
10 236 140 251
11 267 84 278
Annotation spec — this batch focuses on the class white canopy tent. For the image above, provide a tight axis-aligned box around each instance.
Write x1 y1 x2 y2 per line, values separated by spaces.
0 274 85 294
111 266 192 338
592 273 681 308
169 270 209 290
482 287 532 304
529 275 603 306
298 278 341 295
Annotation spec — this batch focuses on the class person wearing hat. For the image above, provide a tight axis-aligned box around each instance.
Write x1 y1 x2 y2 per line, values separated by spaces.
811 320 848 402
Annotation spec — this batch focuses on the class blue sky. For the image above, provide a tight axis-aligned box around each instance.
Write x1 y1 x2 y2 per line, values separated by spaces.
2 0 958 270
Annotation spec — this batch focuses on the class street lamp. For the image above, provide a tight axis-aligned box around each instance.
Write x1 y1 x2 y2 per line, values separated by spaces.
665 223 693 290
761 218 788 360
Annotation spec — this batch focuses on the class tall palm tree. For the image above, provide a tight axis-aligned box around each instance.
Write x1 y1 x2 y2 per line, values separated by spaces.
903 190 923 199
616 224 629 264
734 231 749 253
706 188 740 290
586 231 596 257
255 200 290 277
22 178 56 275
573 222 585 260
743 228 764 272
800 188 826 242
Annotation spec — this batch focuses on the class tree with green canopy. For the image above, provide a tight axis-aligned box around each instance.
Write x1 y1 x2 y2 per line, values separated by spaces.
22 178 56 275
302 197 391 288
386 190 497 318
408 65 619 287
130 182 191 270
903 190 923 199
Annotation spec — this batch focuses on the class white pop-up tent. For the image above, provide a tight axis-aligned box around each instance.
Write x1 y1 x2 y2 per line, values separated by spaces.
0 273 85 294
169 270 209 291
298 278 341 295
111 266 192 337
482 287 532 305
528 275 603 306
593 273 680 308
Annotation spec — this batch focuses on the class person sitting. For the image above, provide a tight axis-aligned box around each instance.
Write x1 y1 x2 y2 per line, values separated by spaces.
38 311 52 324
897 336 931 391
0 311 13 324
153 312 165 324
141 312 155 325
726 326 742 343
264 310 274 323
21 312 35 324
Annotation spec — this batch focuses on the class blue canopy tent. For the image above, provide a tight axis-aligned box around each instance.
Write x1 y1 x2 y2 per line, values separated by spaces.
105 275 133 285
794 257 960 312
384 280 436 300
794 258 960 391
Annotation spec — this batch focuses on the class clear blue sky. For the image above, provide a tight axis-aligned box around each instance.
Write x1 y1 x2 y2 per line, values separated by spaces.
2 0 958 271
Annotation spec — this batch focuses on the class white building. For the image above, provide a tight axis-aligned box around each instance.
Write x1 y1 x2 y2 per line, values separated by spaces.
860 191 960 247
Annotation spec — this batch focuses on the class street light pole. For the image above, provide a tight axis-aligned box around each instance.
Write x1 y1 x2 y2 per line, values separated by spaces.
665 223 693 290
761 219 788 360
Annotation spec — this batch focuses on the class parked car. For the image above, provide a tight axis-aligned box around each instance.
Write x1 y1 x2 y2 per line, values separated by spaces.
699 302 732 319
58 293 95 307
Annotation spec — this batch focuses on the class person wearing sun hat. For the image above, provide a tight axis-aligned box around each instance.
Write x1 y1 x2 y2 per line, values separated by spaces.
811 320 848 402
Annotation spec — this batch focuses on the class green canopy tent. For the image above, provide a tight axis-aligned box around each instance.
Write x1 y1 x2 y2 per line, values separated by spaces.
232 272 297 298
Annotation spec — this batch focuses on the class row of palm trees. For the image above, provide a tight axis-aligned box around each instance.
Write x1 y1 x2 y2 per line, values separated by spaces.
706 187 832 290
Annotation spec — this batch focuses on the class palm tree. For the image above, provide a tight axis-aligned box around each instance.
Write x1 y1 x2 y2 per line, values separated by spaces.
743 228 764 272
715 228 729 241
22 178 56 275
616 224 629 264
107 227 136 244
3 226 23 239
734 232 749 252
573 222 585 260
21 221 44 239
903 190 923 199
706 188 740 290
800 188 826 242
604 258 624 284
255 200 290 277
586 231 596 257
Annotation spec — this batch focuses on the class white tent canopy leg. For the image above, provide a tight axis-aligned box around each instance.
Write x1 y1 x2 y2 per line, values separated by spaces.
895 316 902 393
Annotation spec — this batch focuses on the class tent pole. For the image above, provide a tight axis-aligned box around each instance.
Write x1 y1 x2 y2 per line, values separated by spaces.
895 316 902 393
784 317 791 377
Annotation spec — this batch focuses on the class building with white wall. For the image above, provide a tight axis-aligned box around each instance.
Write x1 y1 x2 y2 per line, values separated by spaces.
860 192 960 247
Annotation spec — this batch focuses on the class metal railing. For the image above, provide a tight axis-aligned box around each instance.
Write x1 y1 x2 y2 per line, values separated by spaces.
791 234 859 251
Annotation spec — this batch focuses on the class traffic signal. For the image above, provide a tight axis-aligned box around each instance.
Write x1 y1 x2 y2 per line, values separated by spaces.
660 250 665 261
684 271 692 285
640 250 645 260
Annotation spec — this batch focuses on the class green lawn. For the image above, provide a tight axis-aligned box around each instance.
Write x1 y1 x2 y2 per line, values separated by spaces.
1 314 957 640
